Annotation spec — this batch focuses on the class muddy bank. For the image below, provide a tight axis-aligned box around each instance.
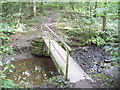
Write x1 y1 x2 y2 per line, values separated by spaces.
70 45 119 88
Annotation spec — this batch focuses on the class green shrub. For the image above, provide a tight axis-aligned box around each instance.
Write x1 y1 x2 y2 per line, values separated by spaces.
44 75 67 88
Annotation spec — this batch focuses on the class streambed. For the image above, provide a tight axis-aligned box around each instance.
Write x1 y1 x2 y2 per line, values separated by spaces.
6 57 58 87
70 45 119 88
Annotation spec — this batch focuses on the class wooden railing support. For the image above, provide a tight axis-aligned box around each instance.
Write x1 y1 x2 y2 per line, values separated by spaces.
48 30 51 55
40 21 72 80
40 23 43 38
65 47 69 80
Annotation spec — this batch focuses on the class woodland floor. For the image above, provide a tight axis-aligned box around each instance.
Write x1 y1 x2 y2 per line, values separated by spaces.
6 10 119 88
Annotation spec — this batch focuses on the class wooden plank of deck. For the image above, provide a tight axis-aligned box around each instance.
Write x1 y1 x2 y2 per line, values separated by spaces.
44 39 94 83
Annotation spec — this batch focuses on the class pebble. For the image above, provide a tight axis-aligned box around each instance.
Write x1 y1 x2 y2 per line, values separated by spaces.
7 73 11 76
97 69 101 73
82 63 86 65
104 60 110 63
101 66 105 68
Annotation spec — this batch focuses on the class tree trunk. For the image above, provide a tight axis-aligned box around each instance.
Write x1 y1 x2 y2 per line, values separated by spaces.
19 3 22 21
89 2 93 38
0 3 2 13
33 0 37 17
0 3 2 23
40 2 43 13
69 2 74 10
103 13 107 31
94 1 97 17
59 2 64 10
118 1 120 63
103 2 107 31
2 3 8 17
118 2 120 20
80 2 82 12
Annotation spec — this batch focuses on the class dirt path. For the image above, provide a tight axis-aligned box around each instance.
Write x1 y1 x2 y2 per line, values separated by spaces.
8 11 55 60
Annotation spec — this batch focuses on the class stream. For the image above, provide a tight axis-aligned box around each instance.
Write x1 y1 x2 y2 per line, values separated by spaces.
6 57 58 87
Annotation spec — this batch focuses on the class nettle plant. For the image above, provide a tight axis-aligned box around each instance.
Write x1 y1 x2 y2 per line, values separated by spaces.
0 12 21 88
44 75 67 88
0 57 18 88
0 23 15 45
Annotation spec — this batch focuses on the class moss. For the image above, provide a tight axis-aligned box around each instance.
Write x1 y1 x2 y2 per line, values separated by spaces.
31 42 44 46
42 50 49 57
31 47 43 55
33 38 44 43
68 43 85 46
91 74 109 79
42 46 49 57
31 38 49 57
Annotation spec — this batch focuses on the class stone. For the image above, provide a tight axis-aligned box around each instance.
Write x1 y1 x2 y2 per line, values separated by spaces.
33 38 44 43
31 38 49 57
104 60 110 63
31 42 44 46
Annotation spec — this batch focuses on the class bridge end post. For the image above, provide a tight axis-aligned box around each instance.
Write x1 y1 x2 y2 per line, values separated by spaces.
65 47 70 80
48 30 51 55
40 23 43 38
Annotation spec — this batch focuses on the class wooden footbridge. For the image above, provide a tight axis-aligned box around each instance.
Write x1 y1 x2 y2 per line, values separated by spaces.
40 22 94 83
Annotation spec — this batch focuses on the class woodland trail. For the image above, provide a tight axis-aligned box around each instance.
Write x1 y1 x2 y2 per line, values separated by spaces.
7 10 117 88
7 10 96 88
9 10 55 48
7 10 55 60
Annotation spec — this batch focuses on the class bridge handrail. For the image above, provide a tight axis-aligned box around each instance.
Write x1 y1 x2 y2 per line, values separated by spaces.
41 21 72 52
40 21 71 79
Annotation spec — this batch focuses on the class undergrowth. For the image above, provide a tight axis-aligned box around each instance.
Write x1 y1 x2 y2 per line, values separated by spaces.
44 75 67 88
54 11 119 63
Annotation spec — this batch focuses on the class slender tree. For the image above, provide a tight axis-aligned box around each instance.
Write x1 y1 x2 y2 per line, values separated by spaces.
39 2 43 13
2 3 8 17
89 2 93 38
19 3 22 21
33 0 37 17
94 1 97 17
59 2 64 10
81 2 82 12
69 2 74 10
102 2 107 31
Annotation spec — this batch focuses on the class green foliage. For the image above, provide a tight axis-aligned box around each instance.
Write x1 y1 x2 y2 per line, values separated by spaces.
54 2 118 63
0 58 17 88
0 61 3 66
0 22 15 55
1 79 16 88
0 45 13 55
0 22 15 39
0 3 20 87
0 2 118 88
91 73 118 88
43 3 59 10
0 23 15 34
45 75 67 88
87 36 106 46
92 74 109 79
96 7 107 16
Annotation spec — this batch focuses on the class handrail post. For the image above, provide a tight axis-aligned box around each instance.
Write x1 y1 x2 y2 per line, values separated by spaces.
48 30 51 55
41 22 72 79
65 47 69 80
40 23 43 38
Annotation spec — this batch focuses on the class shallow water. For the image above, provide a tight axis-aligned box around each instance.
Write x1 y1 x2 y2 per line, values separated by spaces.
6 57 58 87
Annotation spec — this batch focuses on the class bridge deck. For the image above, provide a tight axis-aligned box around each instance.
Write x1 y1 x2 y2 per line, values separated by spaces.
44 39 94 83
